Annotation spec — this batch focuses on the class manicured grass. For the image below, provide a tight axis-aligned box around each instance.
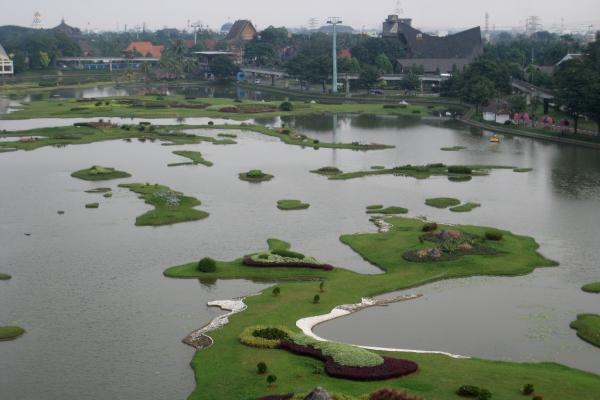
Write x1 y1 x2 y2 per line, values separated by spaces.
277 199 310 211
239 170 274 183
169 150 213 167
71 165 131 181
514 168 533 173
0 326 25 341
582 282 600 293
0 273 11 280
160 217 594 400
366 206 409 215
441 146 467 151
425 198 461 209
450 202 481 213
119 183 208 226
2 94 447 122
570 314 600 348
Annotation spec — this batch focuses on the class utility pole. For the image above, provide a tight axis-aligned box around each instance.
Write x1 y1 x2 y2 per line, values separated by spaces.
327 17 342 94
190 21 203 45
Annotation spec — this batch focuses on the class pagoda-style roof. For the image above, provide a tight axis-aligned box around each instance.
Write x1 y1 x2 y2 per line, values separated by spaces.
53 18 82 37
0 43 9 60
225 20 257 41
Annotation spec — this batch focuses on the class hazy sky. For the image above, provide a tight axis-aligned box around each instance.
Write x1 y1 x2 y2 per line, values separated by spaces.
3 0 600 32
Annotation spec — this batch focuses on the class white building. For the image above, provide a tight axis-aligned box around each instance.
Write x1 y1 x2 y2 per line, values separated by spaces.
0 44 14 76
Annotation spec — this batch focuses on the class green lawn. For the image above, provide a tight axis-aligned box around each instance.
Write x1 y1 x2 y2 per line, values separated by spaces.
570 314 600 348
119 183 208 226
582 282 600 293
425 198 461 209
71 165 131 181
161 217 600 400
0 326 25 341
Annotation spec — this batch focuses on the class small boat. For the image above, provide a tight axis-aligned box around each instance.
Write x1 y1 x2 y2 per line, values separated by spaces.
489 135 501 143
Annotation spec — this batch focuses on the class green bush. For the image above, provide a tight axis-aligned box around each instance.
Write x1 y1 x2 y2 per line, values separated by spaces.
257 362 267 374
485 230 503 241
533 396 543 400
247 169 265 178
478 389 492 400
272 287 281 296
239 325 295 348
253 327 289 340
197 257 217 273
422 222 438 232
448 165 473 174
313 294 320 304
259 253 269 260
271 249 305 259
457 385 480 397
279 101 294 111
522 384 535 395
267 374 277 386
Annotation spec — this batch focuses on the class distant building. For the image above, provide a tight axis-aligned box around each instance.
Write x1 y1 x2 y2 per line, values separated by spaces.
225 20 257 41
382 14 483 74
123 41 165 58
220 22 234 36
482 103 510 124
53 18 82 37
0 43 14 75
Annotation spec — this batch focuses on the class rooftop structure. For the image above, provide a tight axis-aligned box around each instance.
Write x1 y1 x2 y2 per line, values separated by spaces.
123 41 164 59
225 20 257 41
383 14 483 73
0 43 14 75
53 18 82 37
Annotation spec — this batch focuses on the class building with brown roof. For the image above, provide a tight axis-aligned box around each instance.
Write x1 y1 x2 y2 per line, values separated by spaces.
123 41 164 59
0 43 14 75
383 15 483 74
225 20 257 42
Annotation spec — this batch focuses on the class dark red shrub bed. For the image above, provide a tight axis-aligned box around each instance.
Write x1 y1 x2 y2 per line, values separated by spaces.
242 258 334 271
257 394 293 400
278 341 417 381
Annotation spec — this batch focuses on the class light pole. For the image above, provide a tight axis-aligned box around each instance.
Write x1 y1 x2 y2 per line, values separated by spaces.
327 17 342 94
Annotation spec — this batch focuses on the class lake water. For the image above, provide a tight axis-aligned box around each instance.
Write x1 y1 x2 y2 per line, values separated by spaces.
0 108 599 399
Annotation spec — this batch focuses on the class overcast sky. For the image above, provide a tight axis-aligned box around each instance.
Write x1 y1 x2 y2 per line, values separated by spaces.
3 0 600 32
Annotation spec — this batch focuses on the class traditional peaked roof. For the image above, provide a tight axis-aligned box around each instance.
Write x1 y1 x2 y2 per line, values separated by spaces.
53 18 82 37
0 43 9 60
123 41 164 58
225 20 257 41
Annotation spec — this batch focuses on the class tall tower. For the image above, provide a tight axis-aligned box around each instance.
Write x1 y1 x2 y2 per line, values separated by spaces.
525 16 542 36
308 18 318 31
32 11 43 29
484 12 491 42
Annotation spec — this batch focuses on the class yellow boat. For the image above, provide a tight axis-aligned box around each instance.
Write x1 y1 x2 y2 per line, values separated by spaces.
490 135 501 143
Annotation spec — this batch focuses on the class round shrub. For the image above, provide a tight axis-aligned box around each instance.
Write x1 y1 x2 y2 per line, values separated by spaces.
522 384 535 395
369 388 422 400
267 374 277 386
197 257 217 273
313 294 320 304
239 325 295 348
422 222 438 232
257 362 267 374
272 287 281 296
478 389 492 400
457 385 480 397
485 230 503 241
247 169 265 178
533 396 543 400
279 101 294 111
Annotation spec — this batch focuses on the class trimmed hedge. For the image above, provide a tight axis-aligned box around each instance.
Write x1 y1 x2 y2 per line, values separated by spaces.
485 230 503 241
242 257 334 271
239 325 295 348
271 249 305 259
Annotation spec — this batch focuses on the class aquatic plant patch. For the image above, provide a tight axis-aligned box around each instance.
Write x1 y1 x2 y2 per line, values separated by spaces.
450 202 481 213
425 197 461 209
169 150 213 167
277 199 310 210
582 282 600 293
570 314 600 348
0 273 11 280
441 146 467 151
366 206 408 215
239 170 274 183
0 326 25 341
310 166 343 176
71 165 131 181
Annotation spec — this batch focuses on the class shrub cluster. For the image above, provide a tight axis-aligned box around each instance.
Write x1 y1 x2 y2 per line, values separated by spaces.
522 384 535 395
197 257 217 273
485 230 503 241
243 257 334 271
257 394 293 400
369 388 423 400
456 385 492 399
279 338 418 381
239 325 294 348
271 249 305 259
289 334 383 367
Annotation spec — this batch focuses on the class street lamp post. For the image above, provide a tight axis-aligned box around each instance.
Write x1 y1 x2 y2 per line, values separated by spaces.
327 17 342 94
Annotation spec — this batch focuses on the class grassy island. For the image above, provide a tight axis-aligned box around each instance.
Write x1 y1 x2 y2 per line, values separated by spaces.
277 199 310 211
0 326 25 341
365 205 409 215
71 165 131 181
310 166 344 176
159 217 600 400
322 164 515 181
425 197 461 209
169 150 213 167
449 202 481 213
441 146 467 151
0 273 11 280
239 170 274 183
570 314 600 348
513 168 533 173
85 202 100 209
582 282 600 293
119 183 208 226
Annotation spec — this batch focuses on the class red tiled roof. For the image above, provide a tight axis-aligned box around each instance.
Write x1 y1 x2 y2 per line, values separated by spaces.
123 41 164 58
338 48 352 59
